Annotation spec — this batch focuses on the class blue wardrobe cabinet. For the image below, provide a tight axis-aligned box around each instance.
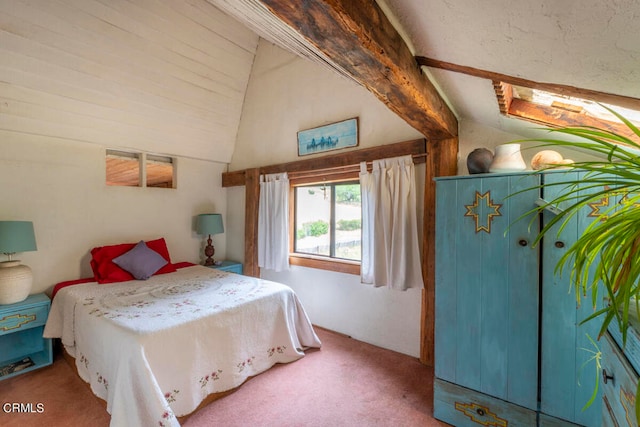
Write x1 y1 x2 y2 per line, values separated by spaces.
433 171 602 427
604 323 640 426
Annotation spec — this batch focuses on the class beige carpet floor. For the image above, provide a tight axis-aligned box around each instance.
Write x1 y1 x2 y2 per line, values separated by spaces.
1 328 448 427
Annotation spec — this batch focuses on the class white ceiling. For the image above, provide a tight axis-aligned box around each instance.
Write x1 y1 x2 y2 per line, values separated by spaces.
381 0 640 137
215 0 640 141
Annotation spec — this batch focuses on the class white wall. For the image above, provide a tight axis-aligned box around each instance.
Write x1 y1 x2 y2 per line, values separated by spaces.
229 41 423 170
0 0 257 295
228 40 426 357
0 132 227 295
457 118 599 175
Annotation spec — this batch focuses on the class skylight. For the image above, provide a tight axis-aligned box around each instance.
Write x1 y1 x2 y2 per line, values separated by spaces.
511 86 640 127
494 82 640 144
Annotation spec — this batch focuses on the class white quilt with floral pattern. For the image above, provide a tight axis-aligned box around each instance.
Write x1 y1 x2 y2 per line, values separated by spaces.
44 265 321 427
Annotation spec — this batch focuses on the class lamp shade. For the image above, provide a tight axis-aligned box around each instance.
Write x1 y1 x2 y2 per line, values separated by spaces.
0 221 37 254
196 214 224 236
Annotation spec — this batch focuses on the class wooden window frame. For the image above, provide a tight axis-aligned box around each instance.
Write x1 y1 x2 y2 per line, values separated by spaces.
289 176 361 275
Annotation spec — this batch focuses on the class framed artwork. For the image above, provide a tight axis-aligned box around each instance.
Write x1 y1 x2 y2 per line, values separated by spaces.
297 118 358 156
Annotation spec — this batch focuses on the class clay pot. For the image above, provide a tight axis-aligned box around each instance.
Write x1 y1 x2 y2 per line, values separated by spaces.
467 148 494 174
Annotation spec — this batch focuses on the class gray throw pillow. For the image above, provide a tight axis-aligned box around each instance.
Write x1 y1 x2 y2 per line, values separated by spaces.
113 240 168 280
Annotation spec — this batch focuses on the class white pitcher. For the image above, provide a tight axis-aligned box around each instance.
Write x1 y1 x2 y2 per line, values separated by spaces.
489 143 527 172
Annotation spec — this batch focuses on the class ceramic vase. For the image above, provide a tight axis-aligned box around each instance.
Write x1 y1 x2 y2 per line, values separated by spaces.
489 143 527 172
466 148 494 174
0 261 32 305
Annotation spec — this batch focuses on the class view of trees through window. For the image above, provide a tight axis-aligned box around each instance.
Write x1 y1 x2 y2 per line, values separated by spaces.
294 182 361 261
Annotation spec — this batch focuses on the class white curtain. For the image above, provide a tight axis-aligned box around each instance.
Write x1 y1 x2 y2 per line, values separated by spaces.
258 172 290 272
360 155 423 290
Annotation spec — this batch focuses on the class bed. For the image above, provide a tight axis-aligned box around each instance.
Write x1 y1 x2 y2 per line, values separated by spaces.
43 239 321 427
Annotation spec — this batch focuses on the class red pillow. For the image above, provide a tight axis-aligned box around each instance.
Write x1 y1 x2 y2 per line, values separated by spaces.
90 238 177 284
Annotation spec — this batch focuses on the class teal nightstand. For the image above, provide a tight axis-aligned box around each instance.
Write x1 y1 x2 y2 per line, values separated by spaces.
0 293 53 380
209 260 243 275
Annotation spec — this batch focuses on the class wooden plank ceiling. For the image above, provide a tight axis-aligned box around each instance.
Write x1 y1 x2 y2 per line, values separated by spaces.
0 0 258 162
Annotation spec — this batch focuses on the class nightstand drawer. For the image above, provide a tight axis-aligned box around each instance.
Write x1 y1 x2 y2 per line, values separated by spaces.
0 304 48 336
211 260 243 275
0 293 52 380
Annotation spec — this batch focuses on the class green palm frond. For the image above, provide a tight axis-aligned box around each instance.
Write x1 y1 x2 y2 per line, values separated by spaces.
514 107 640 345
509 108 640 412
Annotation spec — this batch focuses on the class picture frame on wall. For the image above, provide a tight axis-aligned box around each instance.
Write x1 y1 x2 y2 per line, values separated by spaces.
297 118 359 156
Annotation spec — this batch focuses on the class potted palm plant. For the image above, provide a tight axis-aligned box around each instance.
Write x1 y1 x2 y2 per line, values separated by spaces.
518 106 640 417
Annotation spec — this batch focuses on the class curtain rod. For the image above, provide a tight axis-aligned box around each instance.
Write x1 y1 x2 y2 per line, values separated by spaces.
222 138 428 188
288 153 428 184
283 152 427 173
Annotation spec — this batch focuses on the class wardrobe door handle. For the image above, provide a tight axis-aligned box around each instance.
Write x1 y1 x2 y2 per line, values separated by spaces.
602 369 614 384
555 241 565 248
518 239 528 247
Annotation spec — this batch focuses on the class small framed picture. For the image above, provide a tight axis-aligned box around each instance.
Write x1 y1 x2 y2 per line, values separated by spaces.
297 118 359 156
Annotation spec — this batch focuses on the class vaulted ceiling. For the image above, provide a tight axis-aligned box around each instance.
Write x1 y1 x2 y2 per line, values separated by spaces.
6 0 637 164
211 0 640 142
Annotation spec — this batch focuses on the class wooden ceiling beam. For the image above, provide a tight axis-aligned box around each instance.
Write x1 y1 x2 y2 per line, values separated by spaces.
222 138 426 187
492 80 513 116
259 0 458 139
416 56 640 111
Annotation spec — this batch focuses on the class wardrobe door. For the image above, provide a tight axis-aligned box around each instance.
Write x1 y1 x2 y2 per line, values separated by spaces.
435 173 540 409
540 171 603 427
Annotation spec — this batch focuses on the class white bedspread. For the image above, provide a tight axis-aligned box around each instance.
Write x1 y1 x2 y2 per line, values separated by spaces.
43 265 321 427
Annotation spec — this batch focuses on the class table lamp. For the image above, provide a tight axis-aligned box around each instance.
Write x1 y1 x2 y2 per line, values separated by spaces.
0 221 37 305
196 214 224 266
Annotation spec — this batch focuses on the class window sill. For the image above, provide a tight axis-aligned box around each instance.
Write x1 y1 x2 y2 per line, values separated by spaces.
289 254 360 276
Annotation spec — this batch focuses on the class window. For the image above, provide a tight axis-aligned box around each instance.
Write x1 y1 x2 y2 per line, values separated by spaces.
494 82 640 145
293 181 361 264
106 150 140 187
146 155 174 188
106 150 175 188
